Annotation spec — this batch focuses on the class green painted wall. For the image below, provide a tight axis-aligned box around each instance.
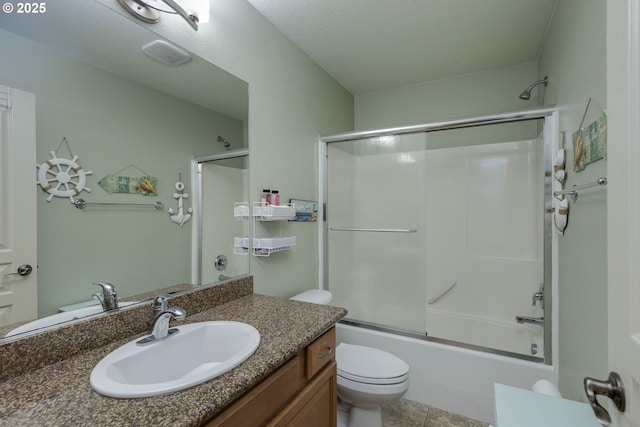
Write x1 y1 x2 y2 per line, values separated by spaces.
95 0 355 298
354 61 538 130
353 0 608 402
538 0 607 401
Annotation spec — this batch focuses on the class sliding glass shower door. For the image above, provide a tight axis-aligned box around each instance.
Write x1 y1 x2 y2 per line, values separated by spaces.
324 118 551 360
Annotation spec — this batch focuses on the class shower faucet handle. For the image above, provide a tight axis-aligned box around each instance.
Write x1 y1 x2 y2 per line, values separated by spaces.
531 283 544 308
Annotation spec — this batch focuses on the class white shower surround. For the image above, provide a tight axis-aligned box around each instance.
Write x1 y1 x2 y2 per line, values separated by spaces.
318 109 560 425
327 137 545 357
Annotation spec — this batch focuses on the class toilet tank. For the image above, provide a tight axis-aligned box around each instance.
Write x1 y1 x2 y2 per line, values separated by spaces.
290 289 333 305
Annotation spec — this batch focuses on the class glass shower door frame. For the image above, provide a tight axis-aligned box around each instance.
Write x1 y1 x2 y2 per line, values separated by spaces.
319 107 558 365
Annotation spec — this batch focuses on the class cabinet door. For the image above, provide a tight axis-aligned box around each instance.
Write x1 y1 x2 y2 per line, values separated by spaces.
206 355 303 427
268 361 337 427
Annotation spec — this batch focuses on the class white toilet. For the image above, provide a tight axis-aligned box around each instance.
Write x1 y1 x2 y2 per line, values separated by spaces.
290 289 410 427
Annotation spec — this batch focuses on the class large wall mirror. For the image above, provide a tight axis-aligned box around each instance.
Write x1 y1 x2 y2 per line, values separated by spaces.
0 1 249 340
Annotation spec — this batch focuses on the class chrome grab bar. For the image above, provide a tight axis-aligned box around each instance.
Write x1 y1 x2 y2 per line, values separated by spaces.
330 227 417 233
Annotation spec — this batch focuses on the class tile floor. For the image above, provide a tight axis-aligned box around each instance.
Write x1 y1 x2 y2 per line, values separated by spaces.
381 398 489 427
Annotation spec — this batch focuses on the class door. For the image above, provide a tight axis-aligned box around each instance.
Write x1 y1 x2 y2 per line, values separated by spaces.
607 1 640 425
0 86 38 326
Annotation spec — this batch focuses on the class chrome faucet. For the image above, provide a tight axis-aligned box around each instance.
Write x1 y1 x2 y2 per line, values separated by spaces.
137 296 186 345
92 281 119 311
516 315 545 326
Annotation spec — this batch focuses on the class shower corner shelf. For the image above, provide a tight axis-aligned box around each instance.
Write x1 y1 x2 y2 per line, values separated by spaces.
252 202 296 221
252 236 296 257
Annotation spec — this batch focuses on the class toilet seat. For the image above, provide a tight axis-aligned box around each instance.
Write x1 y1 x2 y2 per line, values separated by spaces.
336 343 409 385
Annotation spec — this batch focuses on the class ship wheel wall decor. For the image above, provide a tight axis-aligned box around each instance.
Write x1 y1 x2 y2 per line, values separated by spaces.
36 151 93 202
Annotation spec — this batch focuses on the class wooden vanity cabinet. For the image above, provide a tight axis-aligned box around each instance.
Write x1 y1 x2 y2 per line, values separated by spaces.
206 327 337 427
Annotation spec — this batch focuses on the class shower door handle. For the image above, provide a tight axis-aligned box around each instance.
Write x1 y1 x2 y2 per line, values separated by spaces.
330 227 417 233
584 371 625 426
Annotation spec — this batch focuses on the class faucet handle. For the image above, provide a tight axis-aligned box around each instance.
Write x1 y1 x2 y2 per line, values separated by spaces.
532 282 544 308
92 281 118 311
152 294 173 312
93 281 117 297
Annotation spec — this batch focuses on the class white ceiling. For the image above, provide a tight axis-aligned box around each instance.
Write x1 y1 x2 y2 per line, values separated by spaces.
246 0 558 94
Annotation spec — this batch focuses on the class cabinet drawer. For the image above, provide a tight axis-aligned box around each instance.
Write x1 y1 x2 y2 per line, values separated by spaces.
306 327 335 380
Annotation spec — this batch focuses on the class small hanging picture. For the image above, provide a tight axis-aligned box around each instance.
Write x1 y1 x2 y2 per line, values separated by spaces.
97 164 157 195
98 175 157 195
572 98 607 172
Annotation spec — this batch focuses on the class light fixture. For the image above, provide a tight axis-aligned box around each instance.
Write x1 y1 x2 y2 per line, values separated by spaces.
117 0 209 31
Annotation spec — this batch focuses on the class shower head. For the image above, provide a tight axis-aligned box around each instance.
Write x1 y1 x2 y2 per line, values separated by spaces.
519 76 549 100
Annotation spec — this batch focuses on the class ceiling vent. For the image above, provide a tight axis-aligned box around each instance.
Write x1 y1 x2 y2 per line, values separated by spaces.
141 40 192 65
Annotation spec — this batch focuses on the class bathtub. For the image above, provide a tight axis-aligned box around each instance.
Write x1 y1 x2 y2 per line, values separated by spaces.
336 322 555 424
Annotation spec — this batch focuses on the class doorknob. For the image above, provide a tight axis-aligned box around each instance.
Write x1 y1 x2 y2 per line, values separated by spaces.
3 264 33 277
584 371 625 426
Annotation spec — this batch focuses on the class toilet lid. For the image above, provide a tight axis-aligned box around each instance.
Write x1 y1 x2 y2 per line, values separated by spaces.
336 343 409 385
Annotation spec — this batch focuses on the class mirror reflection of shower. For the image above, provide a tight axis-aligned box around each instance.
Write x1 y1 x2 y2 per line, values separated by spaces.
192 150 249 286
217 136 231 149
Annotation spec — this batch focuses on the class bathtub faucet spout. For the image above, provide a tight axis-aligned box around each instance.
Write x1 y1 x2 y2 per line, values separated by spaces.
516 315 544 326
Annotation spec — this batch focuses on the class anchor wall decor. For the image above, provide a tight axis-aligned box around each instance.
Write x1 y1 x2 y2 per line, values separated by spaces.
168 174 192 226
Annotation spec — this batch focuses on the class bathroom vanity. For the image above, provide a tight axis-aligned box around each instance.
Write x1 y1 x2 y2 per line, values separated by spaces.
0 278 346 426
208 328 337 426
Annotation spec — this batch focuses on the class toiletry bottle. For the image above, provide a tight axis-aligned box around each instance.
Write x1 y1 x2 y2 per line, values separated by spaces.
272 190 280 206
261 189 271 206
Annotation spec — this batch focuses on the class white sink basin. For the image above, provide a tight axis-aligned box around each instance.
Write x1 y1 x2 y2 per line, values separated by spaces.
90 321 261 398
5 301 140 338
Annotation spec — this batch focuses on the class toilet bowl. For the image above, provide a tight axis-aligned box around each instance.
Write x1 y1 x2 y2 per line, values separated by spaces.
290 289 410 427
336 342 409 427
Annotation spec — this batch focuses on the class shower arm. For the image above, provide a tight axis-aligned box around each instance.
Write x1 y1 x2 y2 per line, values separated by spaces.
525 77 548 92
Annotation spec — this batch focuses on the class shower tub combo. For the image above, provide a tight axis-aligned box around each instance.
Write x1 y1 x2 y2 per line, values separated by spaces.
318 108 559 423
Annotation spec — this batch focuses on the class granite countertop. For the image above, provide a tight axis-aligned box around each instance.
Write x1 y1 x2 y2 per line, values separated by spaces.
0 294 347 427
